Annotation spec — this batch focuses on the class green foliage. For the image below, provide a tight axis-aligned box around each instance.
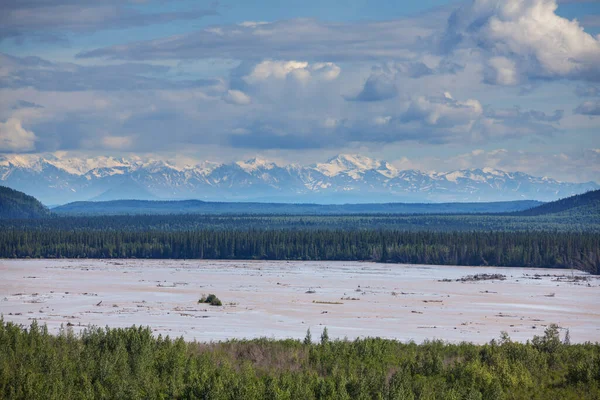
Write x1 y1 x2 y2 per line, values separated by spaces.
0 186 50 219
320 327 329 345
0 319 599 399
304 328 312 345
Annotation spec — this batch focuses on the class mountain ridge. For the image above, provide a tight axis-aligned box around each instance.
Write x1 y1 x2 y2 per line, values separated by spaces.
1 153 597 205
512 189 600 217
52 199 543 216
0 185 50 219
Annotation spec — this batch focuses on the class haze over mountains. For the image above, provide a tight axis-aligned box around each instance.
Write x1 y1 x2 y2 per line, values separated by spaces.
1 154 597 205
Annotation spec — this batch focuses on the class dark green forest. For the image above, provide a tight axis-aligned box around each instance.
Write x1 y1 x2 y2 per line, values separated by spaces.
1 229 598 274
512 189 600 217
1 210 599 232
0 186 50 219
1 320 598 400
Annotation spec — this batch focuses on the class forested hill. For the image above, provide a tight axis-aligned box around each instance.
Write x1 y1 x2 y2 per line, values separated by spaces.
52 199 542 216
515 190 600 216
0 186 50 219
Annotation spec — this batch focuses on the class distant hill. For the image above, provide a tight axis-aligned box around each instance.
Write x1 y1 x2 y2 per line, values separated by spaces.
515 190 600 216
91 179 158 202
52 199 542 216
0 186 50 219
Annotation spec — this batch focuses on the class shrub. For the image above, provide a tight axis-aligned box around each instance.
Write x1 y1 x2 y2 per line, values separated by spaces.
198 293 222 306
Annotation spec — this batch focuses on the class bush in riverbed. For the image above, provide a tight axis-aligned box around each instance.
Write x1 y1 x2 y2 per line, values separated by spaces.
198 293 222 306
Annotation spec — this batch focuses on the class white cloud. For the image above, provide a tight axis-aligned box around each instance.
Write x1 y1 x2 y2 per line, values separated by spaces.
484 56 518 85
323 118 339 128
373 116 392 125
223 89 251 105
347 65 398 102
445 0 600 84
311 62 341 81
242 60 340 85
244 60 309 83
238 21 269 28
347 60 464 102
0 118 37 152
402 92 483 127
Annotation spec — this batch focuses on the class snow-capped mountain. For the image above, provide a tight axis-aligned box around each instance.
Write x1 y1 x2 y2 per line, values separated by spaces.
0 154 597 205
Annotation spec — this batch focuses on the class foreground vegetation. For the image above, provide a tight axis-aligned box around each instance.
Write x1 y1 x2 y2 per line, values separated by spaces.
1 229 598 274
1 320 598 399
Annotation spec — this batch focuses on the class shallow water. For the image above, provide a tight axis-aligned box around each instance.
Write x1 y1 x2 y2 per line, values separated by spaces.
1 259 598 343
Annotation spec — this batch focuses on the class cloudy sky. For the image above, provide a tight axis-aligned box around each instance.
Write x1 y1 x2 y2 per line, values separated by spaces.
1 0 599 182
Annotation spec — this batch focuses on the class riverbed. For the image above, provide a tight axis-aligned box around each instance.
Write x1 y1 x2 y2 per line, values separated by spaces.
1 259 598 343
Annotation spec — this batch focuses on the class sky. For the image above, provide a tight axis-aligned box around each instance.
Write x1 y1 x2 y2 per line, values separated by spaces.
0 0 599 183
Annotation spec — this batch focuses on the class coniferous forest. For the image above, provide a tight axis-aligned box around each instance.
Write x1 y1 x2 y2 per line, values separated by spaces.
1 228 598 274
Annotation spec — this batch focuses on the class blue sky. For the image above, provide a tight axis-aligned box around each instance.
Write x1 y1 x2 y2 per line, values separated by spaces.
1 0 599 182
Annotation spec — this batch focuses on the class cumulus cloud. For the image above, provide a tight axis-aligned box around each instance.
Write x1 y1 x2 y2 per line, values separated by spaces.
347 61 463 102
225 89 564 150
574 101 600 116
242 60 340 85
346 93 562 145
0 118 37 152
402 92 483 127
223 90 251 105
347 69 398 102
443 0 600 84
243 61 311 84
483 57 519 86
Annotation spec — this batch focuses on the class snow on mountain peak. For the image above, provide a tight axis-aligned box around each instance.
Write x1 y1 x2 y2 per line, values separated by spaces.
1 153 597 205
50 156 134 175
190 161 221 175
0 154 45 172
443 171 466 183
237 157 277 172
317 154 388 177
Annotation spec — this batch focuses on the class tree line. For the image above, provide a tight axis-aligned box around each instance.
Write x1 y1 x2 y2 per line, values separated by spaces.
1 212 599 232
1 229 598 274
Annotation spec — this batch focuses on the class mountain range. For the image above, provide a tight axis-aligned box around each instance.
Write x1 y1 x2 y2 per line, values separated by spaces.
1 154 597 205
